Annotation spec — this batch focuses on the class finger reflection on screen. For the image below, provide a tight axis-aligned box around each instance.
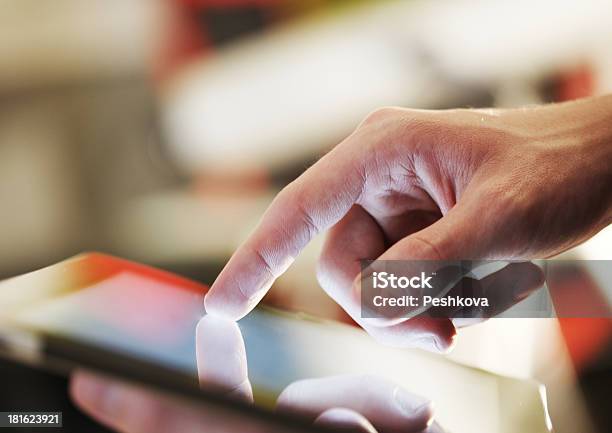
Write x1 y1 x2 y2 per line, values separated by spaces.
196 314 254 403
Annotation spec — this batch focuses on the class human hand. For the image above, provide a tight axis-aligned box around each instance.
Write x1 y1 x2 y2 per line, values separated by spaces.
71 315 442 433
204 96 612 351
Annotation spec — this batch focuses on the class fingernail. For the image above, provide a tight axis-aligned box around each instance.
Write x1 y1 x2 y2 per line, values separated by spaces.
393 387 433 418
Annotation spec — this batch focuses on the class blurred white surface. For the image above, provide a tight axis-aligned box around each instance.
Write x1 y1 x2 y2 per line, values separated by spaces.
163 0 612 174
415 0 612 85
0 0 164 90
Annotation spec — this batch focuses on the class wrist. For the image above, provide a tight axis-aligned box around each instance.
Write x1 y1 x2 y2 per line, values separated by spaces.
568 97 612 223
548 96 612 229
514 96 612 246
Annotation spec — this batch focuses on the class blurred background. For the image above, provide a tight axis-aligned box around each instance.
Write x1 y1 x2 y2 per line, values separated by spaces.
0 0 610 432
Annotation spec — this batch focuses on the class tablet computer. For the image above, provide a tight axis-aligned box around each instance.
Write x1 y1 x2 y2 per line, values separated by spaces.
0 253 550 433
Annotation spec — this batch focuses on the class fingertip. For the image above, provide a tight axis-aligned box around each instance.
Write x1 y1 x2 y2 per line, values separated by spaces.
367 318 456 353
203 290 247 321
407 318 456 353
433 319 457 353
195 314 251 400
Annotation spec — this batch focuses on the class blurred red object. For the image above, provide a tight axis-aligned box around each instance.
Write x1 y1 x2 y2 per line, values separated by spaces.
549 264 612 372
154 4 208 82
179 0 280 6
554 64 595 102
155 0 283 81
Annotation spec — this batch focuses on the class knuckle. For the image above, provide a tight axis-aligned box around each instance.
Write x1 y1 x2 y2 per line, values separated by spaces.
252 247 275 279
478 183 540 255
278 180 321 238
360 106 402 127
405 235 444 261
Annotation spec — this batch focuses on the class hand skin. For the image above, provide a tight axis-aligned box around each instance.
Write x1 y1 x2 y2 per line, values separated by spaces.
205 95 612 352
71 315 444 433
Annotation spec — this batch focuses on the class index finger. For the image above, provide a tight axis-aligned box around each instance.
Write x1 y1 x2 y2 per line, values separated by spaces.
204 140 368 320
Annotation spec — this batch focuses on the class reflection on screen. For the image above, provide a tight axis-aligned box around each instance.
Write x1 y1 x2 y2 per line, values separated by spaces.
0 254 307 403
14 272 203 373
